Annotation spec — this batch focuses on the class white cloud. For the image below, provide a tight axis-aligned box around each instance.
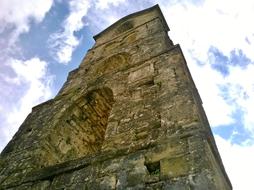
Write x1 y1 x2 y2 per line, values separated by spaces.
48 0 132 64
0 0 54 151
0 0 53 26
216 135 254 190
0 0 53 43
95 0 126 10
188 59 235 126
49 0 91 64
224 64 254 134
161 0 254 61
0 58 53 151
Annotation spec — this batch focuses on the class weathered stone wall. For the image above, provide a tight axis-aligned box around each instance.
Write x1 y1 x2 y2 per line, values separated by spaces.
0 5 231 190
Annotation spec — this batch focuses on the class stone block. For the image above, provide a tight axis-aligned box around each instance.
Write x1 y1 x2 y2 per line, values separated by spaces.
99 175 117 190
160 156 189 179
145 142 186 164
128 64 154 85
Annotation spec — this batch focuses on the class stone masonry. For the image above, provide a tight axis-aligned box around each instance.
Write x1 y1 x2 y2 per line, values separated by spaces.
0 5 232 190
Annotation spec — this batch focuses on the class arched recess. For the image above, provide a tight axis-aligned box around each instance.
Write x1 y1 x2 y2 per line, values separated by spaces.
95 52 130 77
42 87 114 166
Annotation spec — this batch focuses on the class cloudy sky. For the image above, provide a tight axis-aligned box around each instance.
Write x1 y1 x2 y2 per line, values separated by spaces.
0 0 254 189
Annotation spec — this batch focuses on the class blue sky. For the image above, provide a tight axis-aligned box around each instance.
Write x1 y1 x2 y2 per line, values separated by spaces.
0 0 254 189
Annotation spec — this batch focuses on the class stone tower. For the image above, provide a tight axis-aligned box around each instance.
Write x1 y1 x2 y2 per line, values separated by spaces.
0 5 231 190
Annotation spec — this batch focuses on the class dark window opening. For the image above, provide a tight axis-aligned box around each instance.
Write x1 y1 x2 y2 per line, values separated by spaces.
145 161 160 176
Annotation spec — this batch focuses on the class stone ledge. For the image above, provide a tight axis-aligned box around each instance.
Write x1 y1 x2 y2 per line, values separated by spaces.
1 128 209 189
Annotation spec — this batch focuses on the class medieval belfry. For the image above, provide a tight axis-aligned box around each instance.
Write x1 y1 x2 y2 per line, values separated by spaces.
0 5 231 190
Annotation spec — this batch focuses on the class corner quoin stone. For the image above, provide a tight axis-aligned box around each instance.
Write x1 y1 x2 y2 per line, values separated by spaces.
0 4 232 190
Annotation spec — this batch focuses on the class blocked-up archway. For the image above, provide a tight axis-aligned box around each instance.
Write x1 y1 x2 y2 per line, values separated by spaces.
42 87 114 165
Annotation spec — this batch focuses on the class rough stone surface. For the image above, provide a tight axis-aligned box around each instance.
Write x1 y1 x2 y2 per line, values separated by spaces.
0 5 231 190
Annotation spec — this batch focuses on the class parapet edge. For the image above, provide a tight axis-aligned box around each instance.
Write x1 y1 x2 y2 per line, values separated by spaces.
93 4 170 41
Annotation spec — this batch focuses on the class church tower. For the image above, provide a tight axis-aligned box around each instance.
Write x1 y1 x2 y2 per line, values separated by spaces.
0 5 231 189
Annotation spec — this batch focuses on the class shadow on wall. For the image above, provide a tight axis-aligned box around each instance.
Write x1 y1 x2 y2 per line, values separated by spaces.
45 87 115 165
